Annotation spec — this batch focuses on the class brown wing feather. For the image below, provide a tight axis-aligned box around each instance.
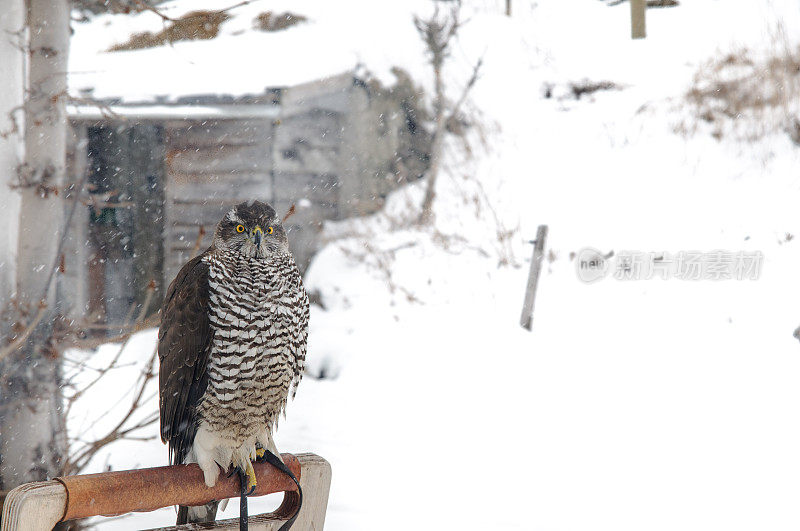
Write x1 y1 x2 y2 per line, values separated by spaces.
158 253 213 465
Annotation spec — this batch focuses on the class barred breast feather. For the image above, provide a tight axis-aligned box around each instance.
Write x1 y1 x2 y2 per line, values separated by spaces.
199 249 308 440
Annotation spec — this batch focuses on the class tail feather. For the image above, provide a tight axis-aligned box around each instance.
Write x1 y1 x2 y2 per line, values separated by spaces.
176 505 188 526
177 501 219 525
178 445 220 525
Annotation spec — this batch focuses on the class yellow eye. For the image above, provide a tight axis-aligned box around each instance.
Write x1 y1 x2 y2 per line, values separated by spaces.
267 226 274 234
236 224 245 233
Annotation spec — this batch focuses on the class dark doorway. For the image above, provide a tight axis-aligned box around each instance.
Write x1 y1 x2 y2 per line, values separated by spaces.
85 124 166 331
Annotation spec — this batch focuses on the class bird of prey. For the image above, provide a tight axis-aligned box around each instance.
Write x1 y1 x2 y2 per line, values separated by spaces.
158 200 309 529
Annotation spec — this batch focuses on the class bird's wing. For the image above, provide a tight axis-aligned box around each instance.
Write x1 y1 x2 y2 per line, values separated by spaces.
289 267 310 400
158 253 213 465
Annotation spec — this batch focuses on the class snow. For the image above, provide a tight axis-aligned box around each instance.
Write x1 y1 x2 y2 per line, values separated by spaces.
68 0 431 102
67 103 281 120
65 0 800 529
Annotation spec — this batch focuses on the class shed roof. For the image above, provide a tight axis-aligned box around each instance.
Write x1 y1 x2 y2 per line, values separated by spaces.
69 0 369 104
69 0 427 105
67 102 282 121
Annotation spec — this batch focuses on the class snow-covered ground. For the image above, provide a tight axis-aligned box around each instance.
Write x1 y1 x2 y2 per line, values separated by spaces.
67 0 800 529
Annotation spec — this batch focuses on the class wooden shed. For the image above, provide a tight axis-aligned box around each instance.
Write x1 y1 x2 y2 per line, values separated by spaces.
61 71 431 327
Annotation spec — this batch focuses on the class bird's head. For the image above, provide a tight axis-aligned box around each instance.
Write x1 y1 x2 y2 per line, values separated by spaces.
212 201 289 259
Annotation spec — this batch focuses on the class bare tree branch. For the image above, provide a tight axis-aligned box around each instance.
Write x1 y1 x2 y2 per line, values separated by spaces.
39 164 89 304
65 94 123 120
59 313 160 351
282 203 296 223
0 301 47 364
136 281 156 325
128 0 258 22
63 334 131 421
63 346 159 476
415 1 481 225
447 56 483 124
131 0 178 22
0 165 90 363
190 225 206 259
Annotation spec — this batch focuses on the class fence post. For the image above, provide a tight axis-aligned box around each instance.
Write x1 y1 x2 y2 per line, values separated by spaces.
631 0 646 39
520 225 548 331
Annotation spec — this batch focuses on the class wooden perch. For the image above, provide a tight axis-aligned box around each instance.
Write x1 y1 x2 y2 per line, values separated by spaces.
1 453 331 531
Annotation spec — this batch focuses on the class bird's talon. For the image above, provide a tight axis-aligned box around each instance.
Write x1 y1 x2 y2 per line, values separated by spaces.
255 447 266 461
245 460 257 492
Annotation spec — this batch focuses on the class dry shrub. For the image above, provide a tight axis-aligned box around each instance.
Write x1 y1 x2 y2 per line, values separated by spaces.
604 0 679 7
361 68 433 192
568 79 621 100
647 0 679 7
108 10 230 51
688 50 799 117
253 11 307 32
684 23 800 141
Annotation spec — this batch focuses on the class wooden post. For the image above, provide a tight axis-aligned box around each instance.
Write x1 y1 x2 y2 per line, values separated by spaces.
505 0 511 16
520 225 548 331
631 0 646 39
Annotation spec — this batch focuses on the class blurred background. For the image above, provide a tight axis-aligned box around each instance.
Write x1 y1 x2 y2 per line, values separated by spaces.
2 0 800 529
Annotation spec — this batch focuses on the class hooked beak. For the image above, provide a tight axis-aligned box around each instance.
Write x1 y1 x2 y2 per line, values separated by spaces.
252 226 263 248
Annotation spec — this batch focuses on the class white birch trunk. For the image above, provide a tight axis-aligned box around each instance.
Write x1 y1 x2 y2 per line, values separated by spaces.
0 0 25 310
0 0 70 492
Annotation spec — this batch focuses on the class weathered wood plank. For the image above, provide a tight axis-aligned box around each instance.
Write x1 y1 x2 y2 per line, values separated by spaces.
168 200 245 227
280 72 354 115
167 144 272 175
272 199 339 222
274 109 341 149
1 480 67 531
168 172 272 202
273 109 341 175
273 171 339 203
167 120 274 149
169 171 270 186
168 224 214 249
273 144 339 175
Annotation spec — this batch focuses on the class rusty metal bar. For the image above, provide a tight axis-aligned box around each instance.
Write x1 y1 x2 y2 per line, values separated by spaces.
56 453 300 520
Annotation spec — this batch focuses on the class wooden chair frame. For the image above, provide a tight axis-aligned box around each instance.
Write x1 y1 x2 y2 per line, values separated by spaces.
1 453 330 531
